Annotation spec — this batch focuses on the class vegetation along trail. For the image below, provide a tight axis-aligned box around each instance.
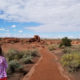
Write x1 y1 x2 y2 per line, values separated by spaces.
23 47 72 80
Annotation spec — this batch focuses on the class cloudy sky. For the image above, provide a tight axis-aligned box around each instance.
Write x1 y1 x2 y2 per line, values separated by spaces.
0 0 80 38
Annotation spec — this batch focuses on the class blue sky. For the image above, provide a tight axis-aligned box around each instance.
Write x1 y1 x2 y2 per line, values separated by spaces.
0 0 80 38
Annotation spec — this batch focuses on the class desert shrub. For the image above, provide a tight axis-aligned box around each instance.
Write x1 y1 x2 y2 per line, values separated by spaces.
24 50 32 54
21 57 33 64
7 60 23 74
22 49 39 57
62 47 71 54
21 49 39 64
6 49 40 61
6 48 40 77
6 49 23 61
63 45 80 54
59 37 72 47
21 52 33 64
71 45 80 52
22 50 32 58
44 43 48 46
48 45 55 51
61 53 80 72
22 53 30 58
0 38 2 41
31 49 40 57
19 51 28 58
10 41 15 44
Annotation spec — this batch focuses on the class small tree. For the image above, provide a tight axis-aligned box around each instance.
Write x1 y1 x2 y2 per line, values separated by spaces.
59 37 72 47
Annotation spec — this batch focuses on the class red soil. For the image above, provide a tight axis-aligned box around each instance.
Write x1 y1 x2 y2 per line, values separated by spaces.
2 43 38 53
23 48 71 80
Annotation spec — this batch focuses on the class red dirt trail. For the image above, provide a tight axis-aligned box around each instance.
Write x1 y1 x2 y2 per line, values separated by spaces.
23 48 71 80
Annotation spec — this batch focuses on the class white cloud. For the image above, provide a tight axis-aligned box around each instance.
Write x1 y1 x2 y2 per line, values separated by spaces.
0 28 9 32
0 0 80 32
0 33 33 38
18 30 23 33
11 25 16 28
0 33 11 37
0 28 5 31
27 23 80 32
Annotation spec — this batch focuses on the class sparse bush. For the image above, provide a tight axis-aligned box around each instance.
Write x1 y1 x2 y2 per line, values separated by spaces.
10 41 15 44
22 49 39 57
7 60 23 74
62 46 80 54
44 43 48 46
61 53 80 72
62 47 71 53
31 49 40 57
22 50 32 58
6 49 23 61
0 38 2 41
59 37 72 47
21 57 33 64
6 48 40 77
71 45 80 52
6 49 40 61
48 45 55 51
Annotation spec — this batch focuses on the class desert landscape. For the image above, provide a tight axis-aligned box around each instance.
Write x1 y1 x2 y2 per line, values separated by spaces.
0 35 80 80
0 0 80 80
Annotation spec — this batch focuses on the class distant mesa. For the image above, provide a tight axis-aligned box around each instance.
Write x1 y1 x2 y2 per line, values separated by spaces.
2 38 20 43
0 35 41 44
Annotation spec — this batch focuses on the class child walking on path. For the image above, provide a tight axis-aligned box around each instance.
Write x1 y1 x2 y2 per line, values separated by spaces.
0 46 8 80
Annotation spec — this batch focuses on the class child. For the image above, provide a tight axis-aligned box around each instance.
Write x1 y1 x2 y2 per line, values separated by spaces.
0 46 8 80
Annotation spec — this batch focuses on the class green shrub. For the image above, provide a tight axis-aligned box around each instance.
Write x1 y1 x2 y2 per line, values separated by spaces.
21 56 33 64
71 45 80 52
62 46 80 54
0 38 2 41
62 47 71 53
48 45 55 51
10 41 15 44
6 49 40 76
21 49 39 64
22 50 32 58
6 49 40 61
61 53 80 72
7 60 23 74
6 49 23 61
59 37 72 47
22 49 39 57
31 49 40 57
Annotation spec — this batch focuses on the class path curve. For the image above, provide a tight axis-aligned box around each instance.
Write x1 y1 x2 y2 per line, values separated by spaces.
23 48 72 80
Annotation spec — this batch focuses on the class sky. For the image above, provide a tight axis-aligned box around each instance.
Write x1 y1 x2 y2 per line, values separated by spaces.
0 0 80 38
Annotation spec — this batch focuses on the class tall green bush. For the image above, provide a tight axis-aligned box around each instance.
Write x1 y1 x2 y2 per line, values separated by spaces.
59 37 72 47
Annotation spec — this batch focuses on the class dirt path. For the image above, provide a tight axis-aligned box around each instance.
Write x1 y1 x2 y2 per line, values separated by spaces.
23 48 71 80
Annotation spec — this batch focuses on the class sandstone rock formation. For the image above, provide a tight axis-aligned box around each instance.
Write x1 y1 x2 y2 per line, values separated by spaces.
29 35 40 42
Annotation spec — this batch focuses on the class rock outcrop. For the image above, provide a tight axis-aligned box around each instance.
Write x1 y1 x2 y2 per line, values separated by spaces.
29 35 40 42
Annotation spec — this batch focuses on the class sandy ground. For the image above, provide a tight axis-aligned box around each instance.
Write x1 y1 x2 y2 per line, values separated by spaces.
23 47 72 80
